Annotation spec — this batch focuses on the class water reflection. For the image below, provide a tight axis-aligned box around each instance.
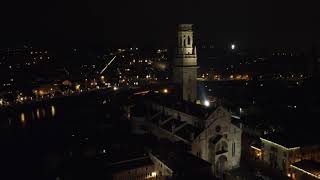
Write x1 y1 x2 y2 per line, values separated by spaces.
36 108 40 119
51 105 55 117
17 105 56 127
20 113 25 123
20 113 26 127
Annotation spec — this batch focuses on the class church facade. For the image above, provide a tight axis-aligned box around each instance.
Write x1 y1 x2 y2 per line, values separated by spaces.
191 107 242 176
132 98 242 177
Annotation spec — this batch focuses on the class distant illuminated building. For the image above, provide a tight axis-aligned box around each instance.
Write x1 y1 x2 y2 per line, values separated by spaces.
250 134 320 179
173 24 198 102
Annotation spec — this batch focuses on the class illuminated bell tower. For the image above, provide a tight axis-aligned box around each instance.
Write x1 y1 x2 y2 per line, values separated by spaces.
173 24 198 102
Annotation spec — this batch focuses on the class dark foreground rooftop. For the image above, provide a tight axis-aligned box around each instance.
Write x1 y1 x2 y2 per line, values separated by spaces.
152 148 211 173
108 156 153 173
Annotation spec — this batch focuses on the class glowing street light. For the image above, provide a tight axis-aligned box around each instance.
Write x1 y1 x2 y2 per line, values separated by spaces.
151 172 157 177
231 44 236 50
113 86 118 91
204 100 210 107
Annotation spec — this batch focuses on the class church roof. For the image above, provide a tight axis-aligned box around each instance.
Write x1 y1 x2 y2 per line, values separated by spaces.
231 116 242 128
210 135 223 144
146 93 216 119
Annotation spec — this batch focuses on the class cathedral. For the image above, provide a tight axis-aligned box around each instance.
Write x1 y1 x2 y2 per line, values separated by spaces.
130 24 242 178
191 107 242 176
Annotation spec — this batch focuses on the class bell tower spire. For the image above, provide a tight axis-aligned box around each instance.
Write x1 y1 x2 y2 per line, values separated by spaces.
173 24 198 102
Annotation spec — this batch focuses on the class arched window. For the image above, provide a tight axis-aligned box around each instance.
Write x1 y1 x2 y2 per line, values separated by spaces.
232 142 235 157
183 39 186 46
221 141 228 151
188 36 191 45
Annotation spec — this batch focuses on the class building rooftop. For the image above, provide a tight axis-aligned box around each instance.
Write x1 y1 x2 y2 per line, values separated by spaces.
261 132 315 149
174 123 202 141
231 116 242 128
291 160 320 178
108 157 154 173
178 24 193 31
152 149 211 173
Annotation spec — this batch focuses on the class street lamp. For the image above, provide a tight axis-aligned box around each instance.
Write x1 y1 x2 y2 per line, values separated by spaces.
204 100 210 107
231 44 236 50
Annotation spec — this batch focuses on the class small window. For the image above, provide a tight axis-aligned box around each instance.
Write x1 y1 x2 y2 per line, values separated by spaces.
232 142 236 157
215 125 221 132
270 146 278 152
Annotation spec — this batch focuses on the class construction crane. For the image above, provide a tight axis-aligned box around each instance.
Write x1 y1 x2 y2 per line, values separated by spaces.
100 56 116 75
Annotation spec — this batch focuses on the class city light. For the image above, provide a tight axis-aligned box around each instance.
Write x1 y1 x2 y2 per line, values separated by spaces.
231 44 235 50
75 85 81 91
163 89 168 93
36 109 40 119
151 172 157 177
51 106 56 117
204 100 210 107
20 113 25 123
113 86 118 91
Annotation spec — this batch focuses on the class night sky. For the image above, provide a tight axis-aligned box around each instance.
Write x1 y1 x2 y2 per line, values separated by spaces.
0 0 318 51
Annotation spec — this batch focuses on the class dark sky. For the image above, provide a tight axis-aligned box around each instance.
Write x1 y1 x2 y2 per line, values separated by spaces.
0 0 318 51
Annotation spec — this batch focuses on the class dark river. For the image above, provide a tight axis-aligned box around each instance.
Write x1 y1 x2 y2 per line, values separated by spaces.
0 90 129 180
